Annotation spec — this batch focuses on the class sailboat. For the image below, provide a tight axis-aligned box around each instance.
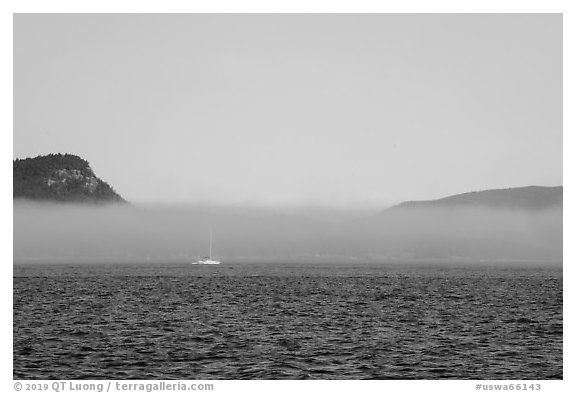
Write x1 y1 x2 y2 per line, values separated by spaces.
193 230 221 265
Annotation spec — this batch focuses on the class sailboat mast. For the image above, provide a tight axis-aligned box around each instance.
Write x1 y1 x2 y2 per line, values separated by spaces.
209 230 212 259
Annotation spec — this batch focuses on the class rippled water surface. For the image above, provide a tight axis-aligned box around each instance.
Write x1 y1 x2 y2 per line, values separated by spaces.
14 263 562 379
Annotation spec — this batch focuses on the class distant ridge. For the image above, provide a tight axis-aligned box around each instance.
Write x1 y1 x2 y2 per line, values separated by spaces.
13 153 125 203
387 186 562 212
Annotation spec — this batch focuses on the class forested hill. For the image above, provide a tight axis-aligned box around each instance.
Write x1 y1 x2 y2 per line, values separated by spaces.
13 154 125 203
387 186 562 212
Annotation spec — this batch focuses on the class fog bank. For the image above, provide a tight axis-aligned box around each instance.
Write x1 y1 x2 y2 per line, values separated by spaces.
13 201 562 265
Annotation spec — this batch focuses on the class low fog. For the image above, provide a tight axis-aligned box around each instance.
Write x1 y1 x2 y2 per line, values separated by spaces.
13 201 562 265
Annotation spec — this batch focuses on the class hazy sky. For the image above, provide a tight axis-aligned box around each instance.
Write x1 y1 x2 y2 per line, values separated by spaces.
13 14 562 207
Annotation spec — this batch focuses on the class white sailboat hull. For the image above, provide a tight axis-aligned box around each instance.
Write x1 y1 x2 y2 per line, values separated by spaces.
192 260 221 265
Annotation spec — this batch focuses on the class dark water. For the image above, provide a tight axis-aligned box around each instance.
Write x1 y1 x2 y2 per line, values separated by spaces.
14 263 562 379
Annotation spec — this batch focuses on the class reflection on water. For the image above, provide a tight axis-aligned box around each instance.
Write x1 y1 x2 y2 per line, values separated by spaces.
14 263 562 379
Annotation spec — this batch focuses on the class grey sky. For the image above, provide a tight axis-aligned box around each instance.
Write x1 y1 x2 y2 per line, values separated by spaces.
13 14 562 207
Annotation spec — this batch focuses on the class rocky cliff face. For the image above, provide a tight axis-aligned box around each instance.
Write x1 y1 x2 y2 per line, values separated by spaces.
13 153 125 203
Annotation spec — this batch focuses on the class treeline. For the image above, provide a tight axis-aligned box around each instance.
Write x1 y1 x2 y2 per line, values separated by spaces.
13 153 125 203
